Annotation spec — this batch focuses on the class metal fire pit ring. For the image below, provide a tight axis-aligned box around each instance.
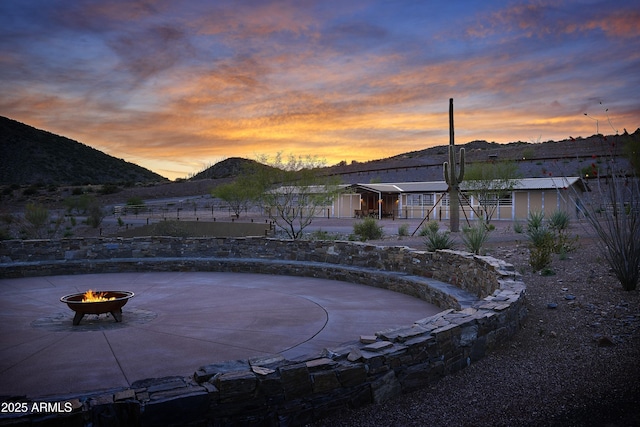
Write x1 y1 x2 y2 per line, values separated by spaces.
60 291 135 325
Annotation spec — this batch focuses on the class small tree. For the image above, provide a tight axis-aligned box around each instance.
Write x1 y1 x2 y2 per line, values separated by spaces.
86 200 106 228
23 203 62 238
24 203 50 238
464 160 521 224
211 176 261 218
252 153 343 239
63 194 94 214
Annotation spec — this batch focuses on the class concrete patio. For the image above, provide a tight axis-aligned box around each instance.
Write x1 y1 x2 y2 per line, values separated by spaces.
0 271 441 399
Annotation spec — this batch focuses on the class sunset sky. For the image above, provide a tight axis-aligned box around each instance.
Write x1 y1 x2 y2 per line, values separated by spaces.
1 1 639 180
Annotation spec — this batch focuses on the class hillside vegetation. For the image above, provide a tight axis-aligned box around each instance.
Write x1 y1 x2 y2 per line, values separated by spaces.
0 116 167 185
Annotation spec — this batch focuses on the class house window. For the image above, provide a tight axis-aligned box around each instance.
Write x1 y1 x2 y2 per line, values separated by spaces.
476 193 512 207
407 194 434 206
499 194 513 207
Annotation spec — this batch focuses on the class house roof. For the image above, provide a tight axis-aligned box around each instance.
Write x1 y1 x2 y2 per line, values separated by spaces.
351 177 582 194
509 176 582 190
353 181 448 193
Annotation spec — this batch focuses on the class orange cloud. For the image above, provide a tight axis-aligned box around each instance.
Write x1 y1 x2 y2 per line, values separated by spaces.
468 1 640 40
1 1 638 180
580 10 640 38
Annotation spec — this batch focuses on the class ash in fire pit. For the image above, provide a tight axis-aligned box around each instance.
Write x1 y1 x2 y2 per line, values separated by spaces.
60 290 134 325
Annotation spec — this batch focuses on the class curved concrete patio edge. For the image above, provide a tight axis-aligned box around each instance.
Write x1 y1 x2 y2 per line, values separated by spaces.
0 237 527 426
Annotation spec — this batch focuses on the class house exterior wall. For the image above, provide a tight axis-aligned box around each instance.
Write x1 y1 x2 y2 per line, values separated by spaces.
321 182 582 221
509 188 577 220
527 191 544 217
514 192 529 219
336 193 361 218
399 193 440 220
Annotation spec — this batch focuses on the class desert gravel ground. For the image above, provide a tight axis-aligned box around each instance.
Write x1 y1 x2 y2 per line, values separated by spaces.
310 222 640 427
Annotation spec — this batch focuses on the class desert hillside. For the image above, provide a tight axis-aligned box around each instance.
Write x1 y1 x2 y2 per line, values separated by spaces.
0 116 167 185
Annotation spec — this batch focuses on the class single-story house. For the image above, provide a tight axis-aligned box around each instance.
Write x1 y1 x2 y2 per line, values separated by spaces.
327 176 586 221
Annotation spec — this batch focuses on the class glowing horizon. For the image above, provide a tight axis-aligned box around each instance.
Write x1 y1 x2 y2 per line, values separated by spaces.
1 1 638 180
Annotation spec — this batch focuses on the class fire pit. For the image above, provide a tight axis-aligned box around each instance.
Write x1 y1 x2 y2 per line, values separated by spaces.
60 290 135 326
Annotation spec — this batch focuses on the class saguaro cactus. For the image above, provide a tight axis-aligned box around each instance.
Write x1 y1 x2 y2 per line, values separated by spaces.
443 98 465 232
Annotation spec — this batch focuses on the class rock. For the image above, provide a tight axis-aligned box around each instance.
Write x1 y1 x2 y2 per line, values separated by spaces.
363 341 393 352
114 389 136 401
347 348 363 362
360 335 377 344
215 370 258 402
547 303 558 309
597 336 616 347
251 366 275 376
371 370 402 403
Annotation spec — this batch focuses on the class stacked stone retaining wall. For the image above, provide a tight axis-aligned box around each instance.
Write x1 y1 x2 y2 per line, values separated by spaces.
0 237 526 426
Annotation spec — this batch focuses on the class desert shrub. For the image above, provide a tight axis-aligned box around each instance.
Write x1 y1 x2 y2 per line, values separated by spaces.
418 220 440 237
549 210 579 254
558 247 569 261
526 212 555 271
126 197 145 215
64 194 94 214
0 228 11 240
527 226 555 271
99 184 120 195
24 203 50 238
461 222 491 255
540 267 556 276
22 186 38 196
353 217 383 241
513 222 524 234
548 210 570 231
398 223 409 237
1 213 15 224
579 176 640 291
527 210 545 231
23 203 63 239
422 221 455 251
126 197 144 206
86 202 105 228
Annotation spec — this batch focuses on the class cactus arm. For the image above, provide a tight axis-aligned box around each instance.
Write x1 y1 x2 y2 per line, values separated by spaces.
444 161 450 185
457 148 465 183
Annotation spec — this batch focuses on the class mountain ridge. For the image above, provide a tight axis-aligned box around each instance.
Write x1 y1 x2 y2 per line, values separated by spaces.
2 115 637 186
0 116 167 185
